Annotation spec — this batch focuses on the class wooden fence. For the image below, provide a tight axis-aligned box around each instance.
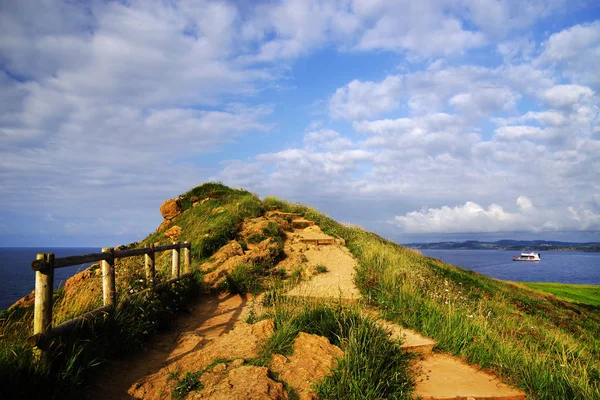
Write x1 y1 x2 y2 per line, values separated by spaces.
28 241 192 361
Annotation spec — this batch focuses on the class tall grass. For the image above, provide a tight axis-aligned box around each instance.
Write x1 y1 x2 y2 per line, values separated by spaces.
253 297 413 399
266 197 600 400
0 272 205 399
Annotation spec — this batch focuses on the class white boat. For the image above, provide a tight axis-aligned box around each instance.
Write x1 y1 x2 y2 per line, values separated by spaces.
512 252 541 262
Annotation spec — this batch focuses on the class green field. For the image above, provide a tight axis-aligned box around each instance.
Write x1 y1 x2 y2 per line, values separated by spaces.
520 282 600 307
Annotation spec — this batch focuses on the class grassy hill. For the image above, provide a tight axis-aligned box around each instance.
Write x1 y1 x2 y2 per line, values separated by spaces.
1 182 599 399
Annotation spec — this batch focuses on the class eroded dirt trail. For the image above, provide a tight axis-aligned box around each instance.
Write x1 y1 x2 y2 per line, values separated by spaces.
84 211 527 400
85 293 250 400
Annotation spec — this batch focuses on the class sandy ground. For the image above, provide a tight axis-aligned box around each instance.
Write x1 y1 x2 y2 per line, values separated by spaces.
84 293 250 400
285 243 362 301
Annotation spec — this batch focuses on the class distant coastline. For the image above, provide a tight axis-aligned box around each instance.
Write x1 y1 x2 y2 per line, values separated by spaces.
406 240 600 252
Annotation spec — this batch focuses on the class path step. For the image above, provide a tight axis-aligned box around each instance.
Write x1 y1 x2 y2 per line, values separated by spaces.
299 238 335 245
292 219 315 229
413 354 526 400
375 319 436 355
269 211 303 220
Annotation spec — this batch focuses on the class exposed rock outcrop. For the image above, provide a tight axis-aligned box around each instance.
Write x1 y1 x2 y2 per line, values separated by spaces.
202 237 280 288
271 332 343 400
193 362 288 400
128 319 275 400
156 219 170 233
160 198 182 220
164 226 182 241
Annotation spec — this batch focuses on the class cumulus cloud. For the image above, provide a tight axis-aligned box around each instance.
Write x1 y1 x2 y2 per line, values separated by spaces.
329 65 524 120
329 76 402 120
303 129 353 151
539 21 600 86
393 197 599 233
539 84 594 108
1 1 598 245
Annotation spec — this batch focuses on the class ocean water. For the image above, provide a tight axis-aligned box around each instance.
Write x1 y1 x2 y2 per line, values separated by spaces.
0 247 99 310
1 247 599 310
420 249 600 285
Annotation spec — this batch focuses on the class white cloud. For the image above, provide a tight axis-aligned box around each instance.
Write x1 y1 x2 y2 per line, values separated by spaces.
357 13 486 58
329 76 402 120
517 196 533 211
0 2 598 245
497 38 536 62
303 129 353 151
449 86 518 116
539 84 594 108
493 125 550 141
393 197 599 233
539 21 600 86
329 64 528 120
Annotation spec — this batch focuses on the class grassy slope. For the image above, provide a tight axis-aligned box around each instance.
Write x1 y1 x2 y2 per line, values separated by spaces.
519 282 600 307
263 196 600 400
0 183 264 399
2 183 599 399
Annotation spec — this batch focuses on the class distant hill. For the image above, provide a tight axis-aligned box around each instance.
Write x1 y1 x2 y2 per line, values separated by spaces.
406 240 600 252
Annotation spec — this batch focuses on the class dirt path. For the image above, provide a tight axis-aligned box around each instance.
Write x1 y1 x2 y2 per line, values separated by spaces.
285 240 361 302
84 215 526 400
85 293 250 400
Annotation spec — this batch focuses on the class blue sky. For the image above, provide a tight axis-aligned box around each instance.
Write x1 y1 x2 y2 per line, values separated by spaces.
0 0 599 247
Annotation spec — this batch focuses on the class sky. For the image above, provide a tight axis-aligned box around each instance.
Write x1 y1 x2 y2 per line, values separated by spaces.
0 0 599 247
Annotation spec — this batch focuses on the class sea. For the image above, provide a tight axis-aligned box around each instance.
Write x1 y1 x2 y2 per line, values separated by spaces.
0 247 99 310
419 249 600 285
1 247 599 310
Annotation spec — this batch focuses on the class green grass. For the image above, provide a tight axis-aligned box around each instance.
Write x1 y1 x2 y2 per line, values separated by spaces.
255 299 413 399
0 272 205 400
169 370 203 399
315 264 328 274
223 263 264 294
519 282 600 307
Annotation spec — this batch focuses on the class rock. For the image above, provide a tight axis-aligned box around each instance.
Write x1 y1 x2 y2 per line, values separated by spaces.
9 290 35 309
193 365 287 400
160 198 182 220
129 320 275 400
271 332 343 400
156 219 170 233
212 241 245 263
164 226 182 241
201 237 283 288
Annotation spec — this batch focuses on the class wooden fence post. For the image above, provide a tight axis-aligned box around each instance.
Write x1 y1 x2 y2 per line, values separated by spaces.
33 253 54 364
145 244 155 287
183 241 191 274
101 248 116 307
172 242 180 279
